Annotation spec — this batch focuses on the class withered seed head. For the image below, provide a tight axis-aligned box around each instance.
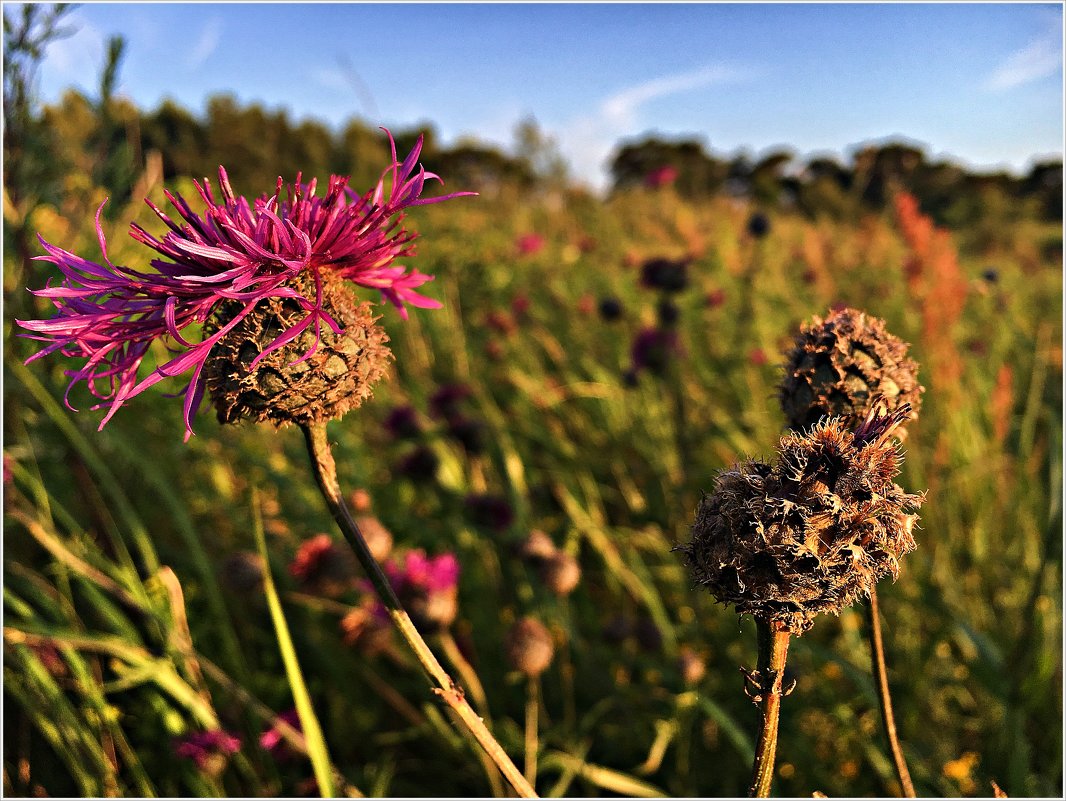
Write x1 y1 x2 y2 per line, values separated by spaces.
676 405 924 634
204 272 392 428
539 551 582 596
506 617 555 677
779 307 923 438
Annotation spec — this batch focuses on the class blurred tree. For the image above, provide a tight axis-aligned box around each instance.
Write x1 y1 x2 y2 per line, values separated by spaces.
609 135 728 197
513 115 570 188
3 2 76 296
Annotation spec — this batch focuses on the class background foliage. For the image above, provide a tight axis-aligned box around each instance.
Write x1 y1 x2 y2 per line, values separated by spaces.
3 6 1062 798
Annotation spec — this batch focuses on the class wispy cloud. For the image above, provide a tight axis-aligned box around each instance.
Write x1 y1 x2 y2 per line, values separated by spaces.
311 67 349 92
984 16 1062 91
186 18 221 70
601 64 754 126
561 63 759 191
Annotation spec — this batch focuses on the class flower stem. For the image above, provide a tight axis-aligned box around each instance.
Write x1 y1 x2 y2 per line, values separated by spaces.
301 422 538 799
747 618 791 798
524 675 540 787
866 588 916 797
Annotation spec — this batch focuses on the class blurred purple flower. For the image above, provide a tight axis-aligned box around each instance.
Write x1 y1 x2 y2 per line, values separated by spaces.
16 131 474 440
174 730 242 770
385 549 460 595
631 327 679 376
260 708 301 757
465 493 515 533
383 405 422 440
428 383 472 421
516 233 545 256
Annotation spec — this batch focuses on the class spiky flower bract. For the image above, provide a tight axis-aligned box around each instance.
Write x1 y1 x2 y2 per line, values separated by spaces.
17 131 473 439
677 405 923 634
779 306 923 437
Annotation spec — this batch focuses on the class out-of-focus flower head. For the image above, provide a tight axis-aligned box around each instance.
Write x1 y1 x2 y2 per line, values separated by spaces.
465 493 515 533
598 297 623 322
747 211 771 239
394 445 440 482
260 708 301 759
516 233 545 256
705 288 726 309
447 416 488 456
382 548 461 631
429 383 472 422
383 405 422 440
288 533 357 596
17 130 474 440
631 327 680 376
511 293 532 319
644 164 679 189
640 257 689 293
174 730 242 774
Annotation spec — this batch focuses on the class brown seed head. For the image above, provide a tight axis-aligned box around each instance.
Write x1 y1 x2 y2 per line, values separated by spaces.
506 617 555 677
779 307 923 438
204 272 392 427
539 551 582 596
354 516 394 562
676 407 924 633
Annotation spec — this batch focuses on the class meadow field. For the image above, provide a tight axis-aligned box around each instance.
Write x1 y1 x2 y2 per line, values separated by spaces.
2 15 1062 793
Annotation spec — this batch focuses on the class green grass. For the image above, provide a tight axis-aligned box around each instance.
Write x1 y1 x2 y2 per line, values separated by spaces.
3 178 1061 797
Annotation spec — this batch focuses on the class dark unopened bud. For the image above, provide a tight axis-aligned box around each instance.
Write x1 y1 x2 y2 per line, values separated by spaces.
384 405 422 440
205 273 391 427
634 617 663 652
747 212 770 239
447 416 488 456
598 297 624 321
220 551 265 594
539 551 581 596
779 307 923 438
631 328 679 376
640 257 689 293
429 383 472 422
354 516 393 562
506 617 555 677
395 446 439 482
465 493 515 533
676 408 924 633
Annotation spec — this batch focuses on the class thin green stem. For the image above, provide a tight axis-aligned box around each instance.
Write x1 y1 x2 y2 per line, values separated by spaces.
301 422 538 799
747 618 791 798
866 589 916 797
524 676 540 788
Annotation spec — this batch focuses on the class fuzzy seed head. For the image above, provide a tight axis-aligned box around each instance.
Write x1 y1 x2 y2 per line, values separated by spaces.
204 272 391 428
779 307 923 438
677 406 924 633
539 551 582 596
506 617 555 677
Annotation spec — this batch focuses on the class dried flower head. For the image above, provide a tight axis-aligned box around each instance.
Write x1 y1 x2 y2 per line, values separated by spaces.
505 617 555 677
395 445 440 483
539 551 582 596
354 515 393 562
779 307 923 437
289 534 357 596
676 405 924 634
747 211 771 239
384 405 422 440
219 550 265 594
17 131 472 439
598 297 623 321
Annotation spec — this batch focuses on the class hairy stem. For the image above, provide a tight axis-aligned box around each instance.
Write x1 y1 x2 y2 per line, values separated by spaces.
301 422 537 798
747 618 791 798
867 588 916 797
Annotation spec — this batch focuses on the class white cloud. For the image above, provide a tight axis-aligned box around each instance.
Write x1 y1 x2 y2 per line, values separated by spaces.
984 17 1062 91
559 63 759 191
186 18 221 70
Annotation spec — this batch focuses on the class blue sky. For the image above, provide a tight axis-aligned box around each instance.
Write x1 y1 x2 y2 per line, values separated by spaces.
30 2 1065 190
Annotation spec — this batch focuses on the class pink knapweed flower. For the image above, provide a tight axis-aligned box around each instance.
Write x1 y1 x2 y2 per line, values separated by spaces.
378 548 460 631
516 233 545 256
260 708 301 757
174 729 242 770
16 131 474 440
